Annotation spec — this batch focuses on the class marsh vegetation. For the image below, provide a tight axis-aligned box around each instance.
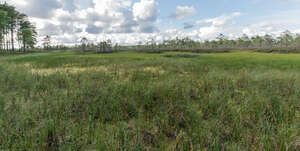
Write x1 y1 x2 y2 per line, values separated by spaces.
0 51 299 150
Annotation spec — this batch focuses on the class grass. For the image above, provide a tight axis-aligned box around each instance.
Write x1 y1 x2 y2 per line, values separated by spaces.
0 50 299 150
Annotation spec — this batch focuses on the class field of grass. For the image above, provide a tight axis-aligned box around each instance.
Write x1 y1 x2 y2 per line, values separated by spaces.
0 50 299 150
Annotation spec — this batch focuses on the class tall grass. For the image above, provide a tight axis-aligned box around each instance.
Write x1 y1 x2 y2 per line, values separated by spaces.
0 51 299 150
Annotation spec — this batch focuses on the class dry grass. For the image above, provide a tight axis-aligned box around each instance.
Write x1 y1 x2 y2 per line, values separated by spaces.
24 62 166 76
143 67 165 74
31 66 109 75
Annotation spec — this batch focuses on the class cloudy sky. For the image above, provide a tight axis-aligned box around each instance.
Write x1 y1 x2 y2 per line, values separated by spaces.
6 0 300 45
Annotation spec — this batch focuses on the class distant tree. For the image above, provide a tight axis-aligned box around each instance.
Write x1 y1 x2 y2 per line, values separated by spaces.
0 3 36 52
224 39 235 48
80 37 88 51
210 40 218 48
98 40 112 53
42 35 51 50
18 17 37 52
279 30 294 48
295 34 300 48
251 36 264 48
0 9 8 51
150 38 156 50
216 33 226 47
6 4 18 51
114 43 119 51
204 40 210 48
182 37 195 48
263 34 275 48
238 34 251 48
106 39 112 49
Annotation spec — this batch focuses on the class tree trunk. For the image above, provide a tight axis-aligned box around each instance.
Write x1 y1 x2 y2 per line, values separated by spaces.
6 31 9 51
10 28 14 51
2 29 5 51
23 39 26 52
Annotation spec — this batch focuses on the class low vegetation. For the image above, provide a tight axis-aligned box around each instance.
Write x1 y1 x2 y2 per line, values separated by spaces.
0 51 299 150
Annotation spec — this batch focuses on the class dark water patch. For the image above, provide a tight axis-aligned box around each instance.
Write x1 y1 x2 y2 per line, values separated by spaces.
163 54 208 59
255 48 300 54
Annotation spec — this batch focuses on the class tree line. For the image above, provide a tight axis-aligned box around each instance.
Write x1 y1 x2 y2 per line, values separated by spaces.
56 30 300 53
0 2 37 53
138 30 300 51
41 36 117 53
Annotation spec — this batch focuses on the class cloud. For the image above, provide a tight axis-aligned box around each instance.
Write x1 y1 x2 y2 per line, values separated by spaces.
240 9 300 37
38 21 83 36
7 0 243 45
183 12 241 30
133 0 159 22
169 6 197 19
242 22 299 37
204 12 241 27
133 0 159 33
242 22 277 37
77 0 159 34
17 0 159 40
86 24 103 34
21 0 159 45
30 10 242 45
184 21 205 29
39 23 61 36
14 0 62 18
60 0 77 12
7 0 27 6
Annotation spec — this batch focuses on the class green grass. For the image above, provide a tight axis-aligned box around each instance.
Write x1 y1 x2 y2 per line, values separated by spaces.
0 50 299 150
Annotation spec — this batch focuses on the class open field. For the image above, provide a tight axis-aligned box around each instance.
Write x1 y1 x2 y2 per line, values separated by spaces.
0 51 299 150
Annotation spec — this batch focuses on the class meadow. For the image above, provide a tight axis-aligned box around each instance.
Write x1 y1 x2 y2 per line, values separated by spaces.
0 50 299 150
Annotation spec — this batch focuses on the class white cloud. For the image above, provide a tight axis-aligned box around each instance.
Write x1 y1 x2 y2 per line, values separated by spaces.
170 6 197 19
132 0 159 33
59 0 77 12
184 12 241 29
12 0 62 18
11 0 159 45
205 12 241 27
181 12 242 40
240 9 300 37
30 10 242 45
242 22 299 37
133 0 158 22
31 0 157 45
242 22 277 37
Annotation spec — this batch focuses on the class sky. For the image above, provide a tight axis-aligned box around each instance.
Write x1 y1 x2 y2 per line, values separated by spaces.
5 0 300 45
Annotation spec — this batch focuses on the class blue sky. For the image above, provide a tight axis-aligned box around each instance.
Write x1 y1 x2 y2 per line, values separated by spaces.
7 0 300 45
157 0 300 29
